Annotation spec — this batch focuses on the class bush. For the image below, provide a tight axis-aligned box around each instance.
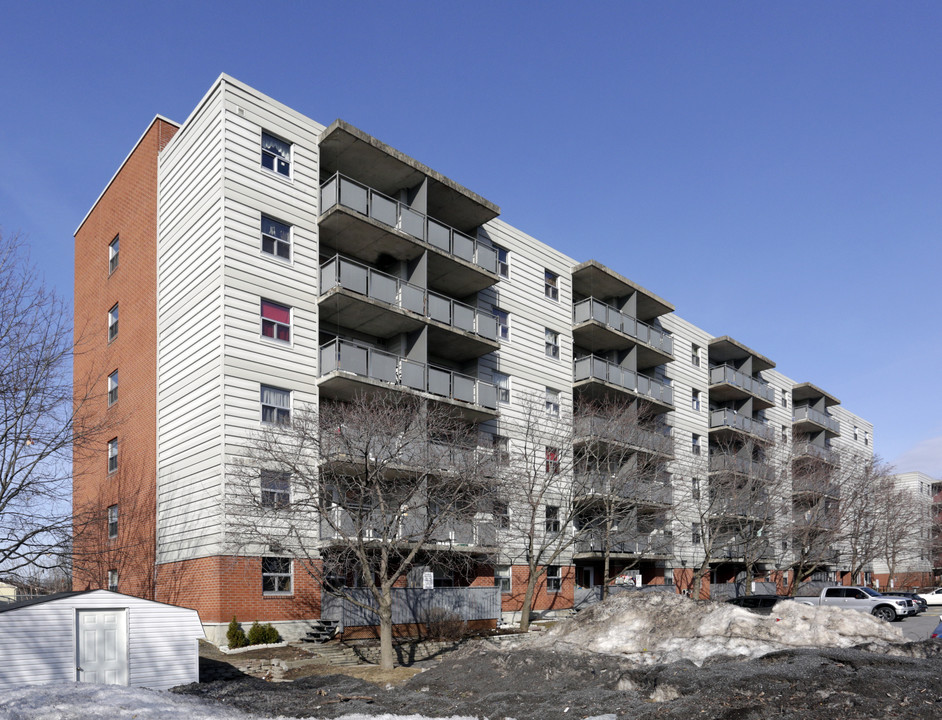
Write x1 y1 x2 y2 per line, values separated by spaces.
424 607 467 640
226 617 248 649
247 621 281 645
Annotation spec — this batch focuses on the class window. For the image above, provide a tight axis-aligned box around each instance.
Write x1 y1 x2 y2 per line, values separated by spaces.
495 565 511 593
495 245 509 278
107 370 118 407
781 425 788 442
780 389 788 408
261 385 291 424
545 387 560 417
545 505 560 533
545 447 560 475
692 522 701 544
691 344 701 367
546 565 561 593
495 308 510 341
108 235 119 274
493 500 510 528
545 328 559 359
494 372 510 404
261 132 291 177
492 436 510 466
692 477 701 501
691 389 701 412
544 270 559 300
261 299 291 342
262 556 292 594
107 438 118 473
107 505 118 539
261 470 291 508
261 216 291 260
853 426 859 441
108 304 119 341
692 434 701 455
864 431 869 447
107 570 118 593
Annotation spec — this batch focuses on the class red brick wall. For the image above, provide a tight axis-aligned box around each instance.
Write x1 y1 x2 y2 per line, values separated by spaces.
72 118 178 598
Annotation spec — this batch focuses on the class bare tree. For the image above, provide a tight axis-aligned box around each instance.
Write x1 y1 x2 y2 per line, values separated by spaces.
229 392 494 670
838 455 894 585
0 232 108 579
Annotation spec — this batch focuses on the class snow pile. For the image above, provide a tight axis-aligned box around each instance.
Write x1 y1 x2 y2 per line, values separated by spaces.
532 592 905 666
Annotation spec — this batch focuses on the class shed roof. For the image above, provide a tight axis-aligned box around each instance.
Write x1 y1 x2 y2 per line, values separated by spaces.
0 590 197 614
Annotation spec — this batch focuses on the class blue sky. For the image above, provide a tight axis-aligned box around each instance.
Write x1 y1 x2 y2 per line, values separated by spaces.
1 1 939 475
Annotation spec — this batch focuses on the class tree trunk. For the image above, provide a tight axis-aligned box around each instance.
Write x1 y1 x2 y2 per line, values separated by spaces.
378 587 394 670
692 558 710 600
519 566 538 632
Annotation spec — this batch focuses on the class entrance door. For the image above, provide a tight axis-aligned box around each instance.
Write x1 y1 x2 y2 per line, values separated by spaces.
580 567 594 588
76 609 128 685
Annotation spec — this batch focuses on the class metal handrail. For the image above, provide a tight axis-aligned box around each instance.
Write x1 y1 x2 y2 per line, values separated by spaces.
709 364 775 403
572 298 673 355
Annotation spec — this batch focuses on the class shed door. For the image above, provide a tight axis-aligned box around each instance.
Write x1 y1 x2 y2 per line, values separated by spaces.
76 609 128 685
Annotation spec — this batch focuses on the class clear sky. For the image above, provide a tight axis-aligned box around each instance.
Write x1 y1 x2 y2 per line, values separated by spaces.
1 1 939 476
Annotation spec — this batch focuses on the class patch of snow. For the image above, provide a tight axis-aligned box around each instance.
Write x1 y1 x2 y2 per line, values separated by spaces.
531 592 904 666
219 642 289 654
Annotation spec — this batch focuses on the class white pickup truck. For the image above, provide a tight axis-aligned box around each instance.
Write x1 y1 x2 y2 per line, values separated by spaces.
799 586 916 622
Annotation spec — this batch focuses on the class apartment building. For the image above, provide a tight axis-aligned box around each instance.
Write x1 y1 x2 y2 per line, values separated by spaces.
73 75 875 640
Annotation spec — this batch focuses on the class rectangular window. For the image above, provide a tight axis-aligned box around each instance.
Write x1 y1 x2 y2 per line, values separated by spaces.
692 477 701 501
545 447 560 475
864 431 869 446
780 389 788 408
261 385 291 425
494 371 511 404
546 565 561 593
692 523 701 544
108 304 119 341
261 299 291 342
262 556 292 594
107 505 118 539
495 245 509 278
691 344 701 367
261 215 291 260
691 389 700 412
781 425 788 442
492 436 510 466
261 132 291 177
107 370 118 407
853 426 859 441
692 434 701 455
261 470 291 508
493 500 510 528
108 570 118 593
495 565 511 593
545 328 559 359
544 270 559 300
545 505 560 533
109 235 119 274
494 308 510 341
545 387 560 417
108 438 118 473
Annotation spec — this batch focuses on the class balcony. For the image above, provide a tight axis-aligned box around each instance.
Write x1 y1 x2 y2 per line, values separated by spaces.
573 415 673 457
319 338 498 421
708 492 771 521
792 405 841 435
792 507 839 531
712 539 774 561
573 355 673 410
319 255 499 361
576 472 673 506
792 475 840 498
792 441 841 466
708 365 775 408
574 529 673 558
708 453 775 481
320 510 497 550
320 174 499 295
572 298 673 368
709 409 774 441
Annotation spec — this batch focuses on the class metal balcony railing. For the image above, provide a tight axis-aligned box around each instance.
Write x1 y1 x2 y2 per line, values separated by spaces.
572 298 673 356
573 415 673 455
792 441 841 466
792 475 840 497
709 364 775 404
792 405 841 434
320 255 498 341
708 452 775 481
320 173 498 275
319 338 497 410
576 472 673 505
709 409 774 441
575 529 673 556
573 355 674 406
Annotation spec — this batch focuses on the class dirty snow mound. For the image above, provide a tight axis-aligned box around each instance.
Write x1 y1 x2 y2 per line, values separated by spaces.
532 592 904 666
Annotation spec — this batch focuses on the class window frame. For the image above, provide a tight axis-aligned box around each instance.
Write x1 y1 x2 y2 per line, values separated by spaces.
495 245 509 278
492 436 510 466
691 389 700 412
493 499 510 528
545 387 560 417
108 235 119 274
546 565 561 593
107 438 118 474
260 470 291 508
262 556 293 595
493 371 511 404
107 370 118 407
545 447 561 475
107 505 118 539
261 215 292 261
691 434 701 455
261 131 292 178
107 569 118 593
545 505 560 533
692 522 701 545
544 270 559 300
495 565 511 593
494 308 510 342
545 328 560 359
691 344 701 367
108 303 119 342
260 299 292 343
261 385 291 425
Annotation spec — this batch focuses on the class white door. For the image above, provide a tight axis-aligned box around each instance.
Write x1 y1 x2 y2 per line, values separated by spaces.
76 609 128 685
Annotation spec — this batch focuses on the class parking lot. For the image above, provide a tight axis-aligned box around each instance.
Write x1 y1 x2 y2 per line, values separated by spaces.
898 608 941 642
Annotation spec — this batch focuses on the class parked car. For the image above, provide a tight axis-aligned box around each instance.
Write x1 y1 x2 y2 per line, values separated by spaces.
916 588 942 606
931 618 942 639
885 591 928 614
725 595 793 614
797 586 915 621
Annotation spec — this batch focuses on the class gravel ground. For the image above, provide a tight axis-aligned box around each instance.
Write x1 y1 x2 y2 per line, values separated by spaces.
176 637 942 720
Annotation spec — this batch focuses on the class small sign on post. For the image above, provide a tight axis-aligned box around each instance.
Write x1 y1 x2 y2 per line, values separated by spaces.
422 572 434 590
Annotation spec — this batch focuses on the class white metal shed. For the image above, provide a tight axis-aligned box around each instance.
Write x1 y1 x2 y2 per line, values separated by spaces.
0 589 204 691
